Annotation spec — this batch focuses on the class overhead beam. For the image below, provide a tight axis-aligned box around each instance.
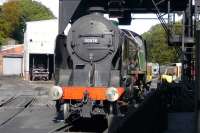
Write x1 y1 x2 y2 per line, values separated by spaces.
59 0 82 34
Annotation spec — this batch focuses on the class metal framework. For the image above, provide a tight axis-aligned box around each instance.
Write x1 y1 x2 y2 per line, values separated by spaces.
151 0 169 34
58 0 188 34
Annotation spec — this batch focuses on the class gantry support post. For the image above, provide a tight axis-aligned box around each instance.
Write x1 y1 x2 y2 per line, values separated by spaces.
195 23 200 133
183 0 193 80
195 0 200 132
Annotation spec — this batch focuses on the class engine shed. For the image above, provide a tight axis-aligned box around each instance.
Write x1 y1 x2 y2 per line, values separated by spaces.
24 19 58 81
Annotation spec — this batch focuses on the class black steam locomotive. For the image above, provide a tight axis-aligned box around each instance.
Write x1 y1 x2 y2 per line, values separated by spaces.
50 10 148 127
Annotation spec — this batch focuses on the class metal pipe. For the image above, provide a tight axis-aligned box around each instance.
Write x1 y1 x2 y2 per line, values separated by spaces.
33 55 35 69
167 0 171 39
168 0 170 27
131 17 168 20
188 0 192 37
182 11 186 81
47 54 49 71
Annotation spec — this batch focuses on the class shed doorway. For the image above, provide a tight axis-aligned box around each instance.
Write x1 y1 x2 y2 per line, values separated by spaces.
29 54 54 81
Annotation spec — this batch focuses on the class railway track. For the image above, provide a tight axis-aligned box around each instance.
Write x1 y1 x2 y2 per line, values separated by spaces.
0 95 35 127
0 96 16 107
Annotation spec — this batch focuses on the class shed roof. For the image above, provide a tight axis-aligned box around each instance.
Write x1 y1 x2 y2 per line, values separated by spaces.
0 45 24 57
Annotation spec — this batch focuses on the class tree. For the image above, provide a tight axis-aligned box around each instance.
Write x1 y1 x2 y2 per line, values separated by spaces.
20 0 55 21
16 0 55 43
0 0 54 45
0 1 21 45
142 24 179 65
0 18 12 45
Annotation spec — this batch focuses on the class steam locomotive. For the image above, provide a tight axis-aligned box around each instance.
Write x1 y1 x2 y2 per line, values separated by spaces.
50 11 148 127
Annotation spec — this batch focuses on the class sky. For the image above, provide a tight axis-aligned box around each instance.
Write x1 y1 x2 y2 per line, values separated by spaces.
35 0 160 35
0 0 6 5
0 0 165 35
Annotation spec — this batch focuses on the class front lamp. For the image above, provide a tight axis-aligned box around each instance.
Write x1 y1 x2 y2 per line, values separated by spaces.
49 86 63 100
106 87 119 102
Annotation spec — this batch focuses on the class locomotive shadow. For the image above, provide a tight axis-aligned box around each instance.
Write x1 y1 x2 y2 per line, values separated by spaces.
53 111 108 132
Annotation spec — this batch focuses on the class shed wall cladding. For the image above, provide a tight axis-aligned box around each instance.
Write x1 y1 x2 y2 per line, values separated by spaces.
0 56 3 75
3 57 22 75
25 19 58 54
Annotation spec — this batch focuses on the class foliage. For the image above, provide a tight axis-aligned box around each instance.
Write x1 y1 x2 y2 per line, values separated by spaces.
20 0 54 21
0 0 54 45
142 24 180 65
0 1 20 45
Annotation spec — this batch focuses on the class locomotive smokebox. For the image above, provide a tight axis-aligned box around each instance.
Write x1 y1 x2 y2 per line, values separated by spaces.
66 12 121 87
67 13 120 64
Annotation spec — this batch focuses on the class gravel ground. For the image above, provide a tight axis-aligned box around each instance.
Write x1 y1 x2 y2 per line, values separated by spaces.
0 76 61 133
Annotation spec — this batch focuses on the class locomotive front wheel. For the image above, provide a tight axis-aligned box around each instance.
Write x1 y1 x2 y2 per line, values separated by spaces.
63 103 70 120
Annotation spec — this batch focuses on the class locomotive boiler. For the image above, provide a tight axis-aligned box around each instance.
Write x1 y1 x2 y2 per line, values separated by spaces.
50 10 147 127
